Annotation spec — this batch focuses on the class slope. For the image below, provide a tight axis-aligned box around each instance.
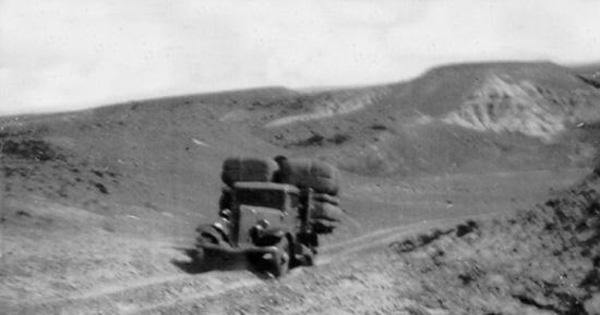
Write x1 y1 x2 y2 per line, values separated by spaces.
2 62 600 236
2 61 600 309
253 62 600 177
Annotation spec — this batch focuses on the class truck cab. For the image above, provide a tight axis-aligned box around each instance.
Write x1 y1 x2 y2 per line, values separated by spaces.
227 182 300 247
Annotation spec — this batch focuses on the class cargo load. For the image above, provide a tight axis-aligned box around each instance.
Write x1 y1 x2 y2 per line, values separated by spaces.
312 219 340 234
311 201 344 222
219 187 233 211
274 157 340 196
313 193 340 206
221 157 279 187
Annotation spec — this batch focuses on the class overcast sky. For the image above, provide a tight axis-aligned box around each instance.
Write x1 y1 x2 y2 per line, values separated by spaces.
1 0 599 116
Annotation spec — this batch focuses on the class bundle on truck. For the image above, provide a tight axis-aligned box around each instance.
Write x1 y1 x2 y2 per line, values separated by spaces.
273 156 340 196
275 156 343 232
219 156 343 227
196 155 344 277
221 157 279 186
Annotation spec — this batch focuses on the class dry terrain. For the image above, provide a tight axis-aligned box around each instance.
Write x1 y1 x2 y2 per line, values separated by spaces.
2 61 600 314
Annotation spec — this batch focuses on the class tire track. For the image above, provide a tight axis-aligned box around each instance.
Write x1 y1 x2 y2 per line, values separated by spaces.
127 212 500 315
4 211 501 315
4 271 262 315
320 210 503 260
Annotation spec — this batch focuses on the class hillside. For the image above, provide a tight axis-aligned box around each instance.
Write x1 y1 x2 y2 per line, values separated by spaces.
3 60 600 314
382 163 600 314
3 165 598 314
255 62 600 176
2 61 600 228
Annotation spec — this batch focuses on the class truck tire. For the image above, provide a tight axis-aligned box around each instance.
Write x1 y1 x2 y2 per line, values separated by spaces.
272 237 291 277
300 245 315 266
195 226 226 268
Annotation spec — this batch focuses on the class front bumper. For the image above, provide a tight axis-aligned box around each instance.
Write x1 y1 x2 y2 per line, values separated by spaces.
196 239 280 256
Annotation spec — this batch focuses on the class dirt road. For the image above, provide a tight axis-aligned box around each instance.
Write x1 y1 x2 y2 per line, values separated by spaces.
0 168 591 315
2 212 495 315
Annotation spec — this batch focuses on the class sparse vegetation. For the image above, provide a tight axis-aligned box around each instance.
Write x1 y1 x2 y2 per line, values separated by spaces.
578 74 600 89
288 132 351 147
370 123 388 131
1 138 64 162
388 169 600 315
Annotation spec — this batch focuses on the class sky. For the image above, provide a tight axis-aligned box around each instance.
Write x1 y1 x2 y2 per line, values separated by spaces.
1 0 599 116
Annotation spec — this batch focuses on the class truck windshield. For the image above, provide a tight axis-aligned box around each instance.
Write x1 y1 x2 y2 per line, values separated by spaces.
237 189 286 210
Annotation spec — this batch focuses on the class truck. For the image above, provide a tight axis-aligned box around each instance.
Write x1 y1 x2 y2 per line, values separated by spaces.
195 156 342 277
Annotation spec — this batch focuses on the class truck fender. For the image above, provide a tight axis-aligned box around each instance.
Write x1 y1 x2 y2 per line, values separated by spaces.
263 228 285 239
196 224 226 245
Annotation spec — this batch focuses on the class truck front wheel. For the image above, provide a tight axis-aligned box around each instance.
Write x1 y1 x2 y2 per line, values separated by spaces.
272 237 291 277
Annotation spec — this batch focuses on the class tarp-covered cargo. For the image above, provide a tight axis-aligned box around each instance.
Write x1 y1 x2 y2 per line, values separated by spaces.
274 157 340 196
313 193 340 206
311 201 344 222
221 157 279 187
219 187 233 211
312 219 340 234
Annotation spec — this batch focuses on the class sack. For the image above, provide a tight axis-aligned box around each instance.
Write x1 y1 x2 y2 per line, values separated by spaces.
219 187 233 210
313 193 340 205
312 201 344 222
312 219 340 234
221 156 279 187
275 157 340 195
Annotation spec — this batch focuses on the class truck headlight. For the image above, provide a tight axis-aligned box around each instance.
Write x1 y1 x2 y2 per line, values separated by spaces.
257 219 270 229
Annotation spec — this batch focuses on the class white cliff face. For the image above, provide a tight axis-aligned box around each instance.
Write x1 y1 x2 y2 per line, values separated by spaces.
442 74 570 143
